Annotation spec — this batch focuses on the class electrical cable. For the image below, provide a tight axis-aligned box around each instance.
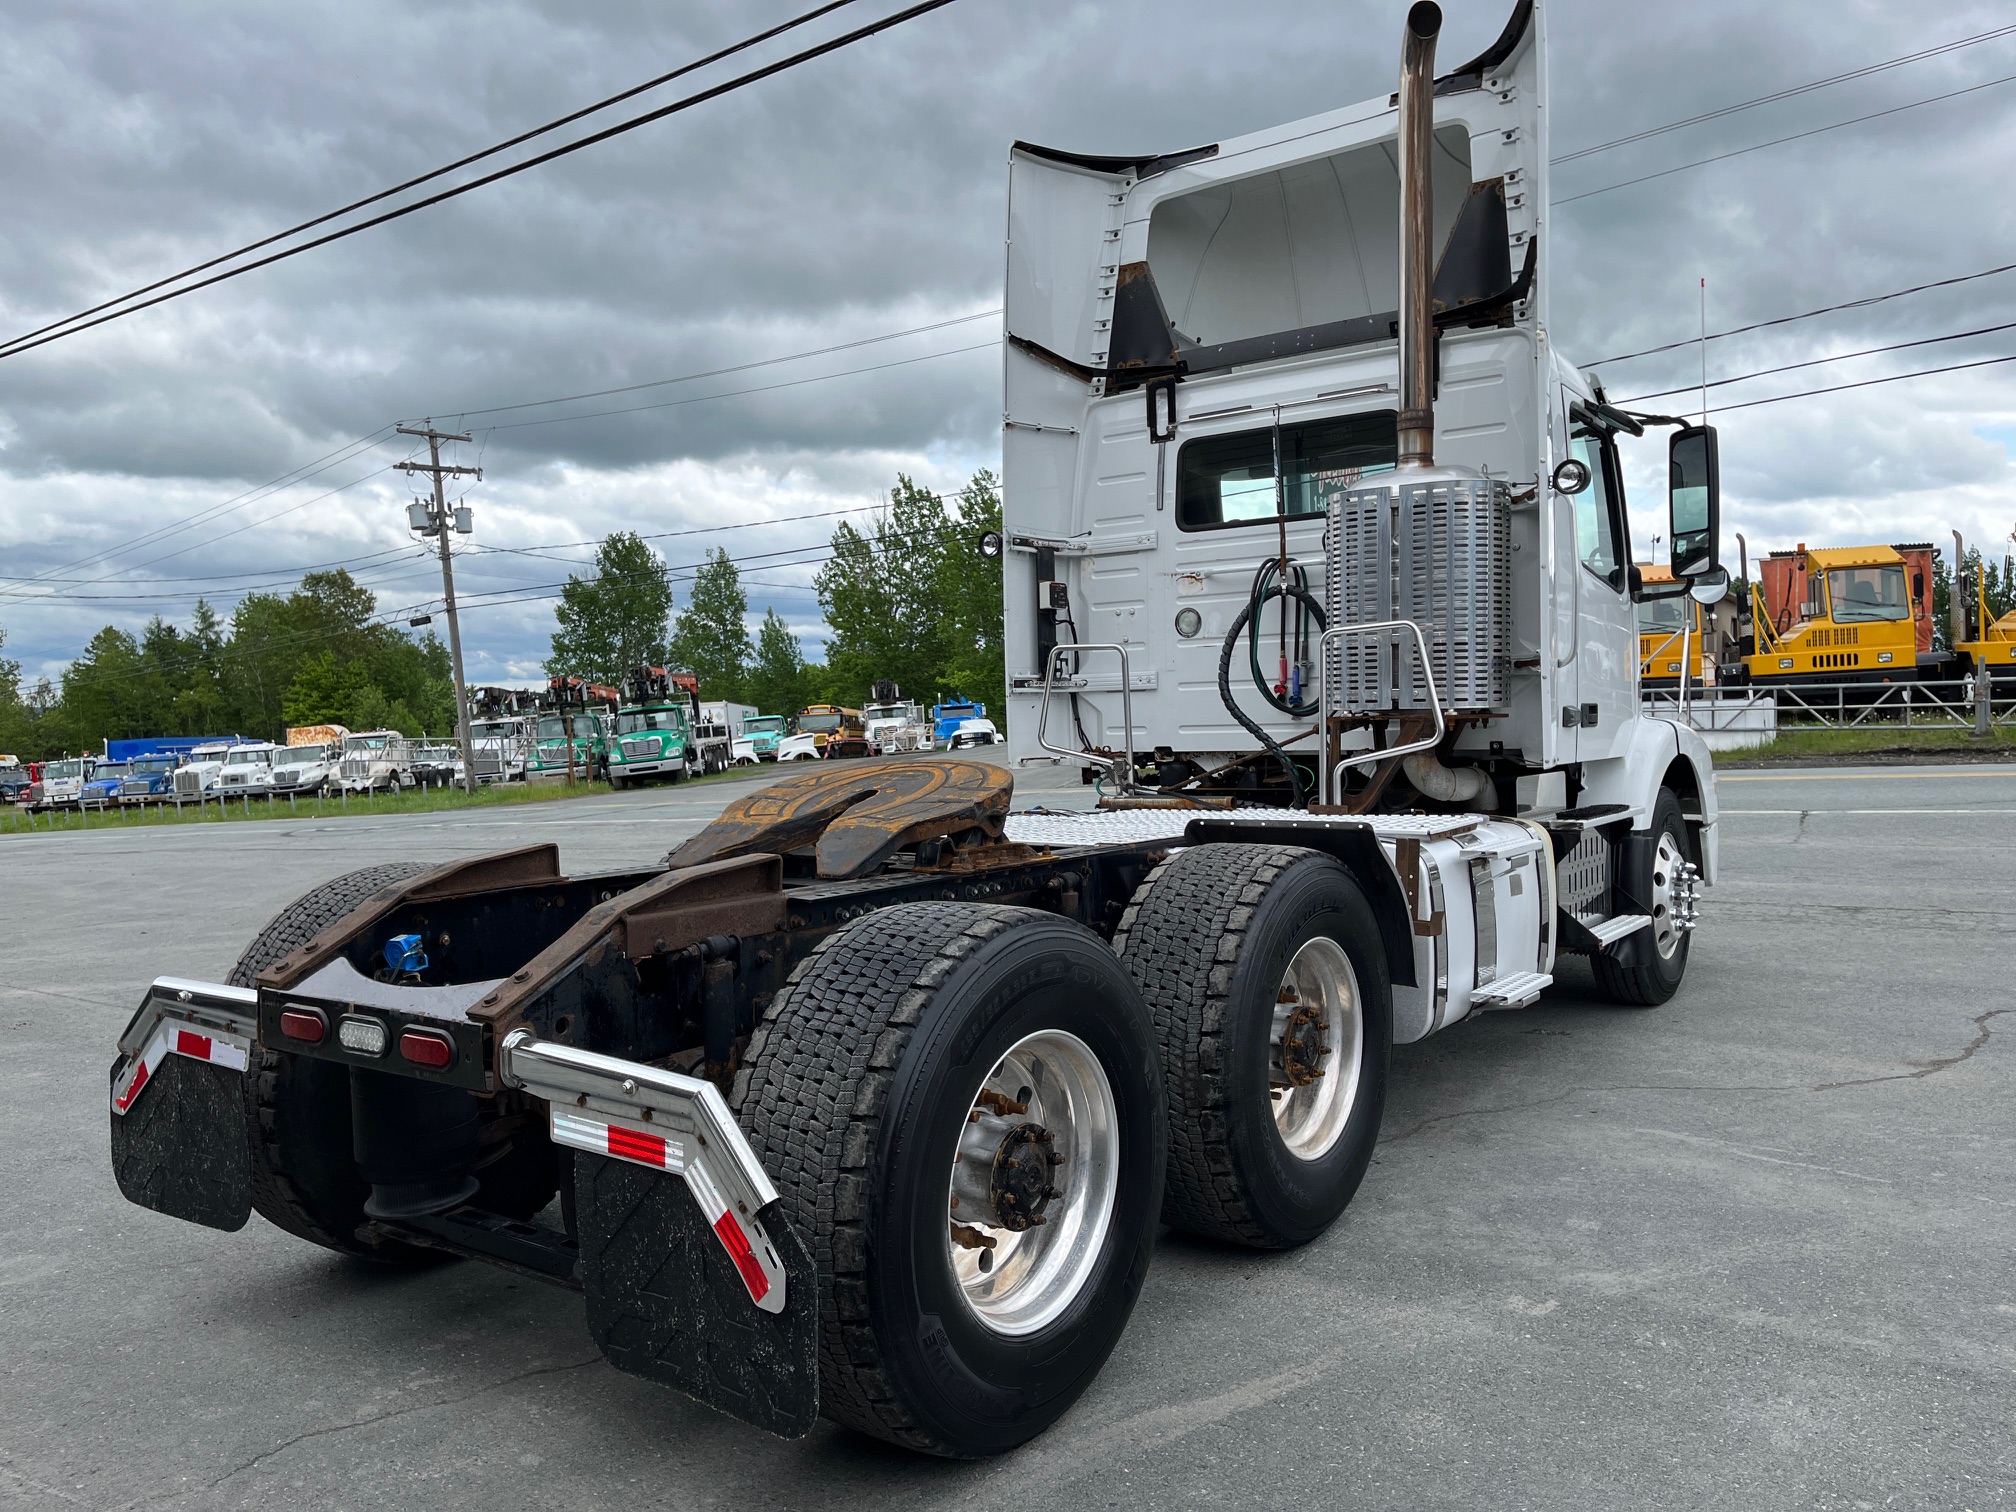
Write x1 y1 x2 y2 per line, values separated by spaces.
0 0 964 362
1680 351 2016 413
0 0 865 360
429 308 999 422
1557 70 2016 206
1613 317 2016 403
1584 261 2016 367
1551 23 2016 164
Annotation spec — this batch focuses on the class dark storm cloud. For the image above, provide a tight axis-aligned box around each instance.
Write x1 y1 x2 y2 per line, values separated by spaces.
5 0 2016 677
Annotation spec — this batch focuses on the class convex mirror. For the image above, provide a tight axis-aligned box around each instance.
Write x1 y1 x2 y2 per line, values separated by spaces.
1687 565 1730 606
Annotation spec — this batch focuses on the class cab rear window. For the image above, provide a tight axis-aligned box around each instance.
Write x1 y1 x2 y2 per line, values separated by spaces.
1176 411 1396 531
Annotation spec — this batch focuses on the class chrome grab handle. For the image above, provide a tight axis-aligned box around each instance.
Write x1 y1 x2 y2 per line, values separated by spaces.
1317 620 1447 806
1034 641 1136 788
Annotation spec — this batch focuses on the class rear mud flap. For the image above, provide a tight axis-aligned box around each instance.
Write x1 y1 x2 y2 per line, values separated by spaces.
108 1053 252 1232
574 1152 819 1438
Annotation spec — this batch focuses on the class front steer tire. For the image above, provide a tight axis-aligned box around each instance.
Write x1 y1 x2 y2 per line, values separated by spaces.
1116 844 1391 1251
731 903 1165 1458
1591 787 1695 1007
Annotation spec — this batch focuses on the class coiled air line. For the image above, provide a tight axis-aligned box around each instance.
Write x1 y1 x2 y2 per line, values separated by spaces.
1215 556 1325 806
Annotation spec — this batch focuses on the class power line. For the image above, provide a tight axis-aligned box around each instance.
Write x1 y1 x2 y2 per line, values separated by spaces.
1557 71 2016 206
480 340 995 432
429 308 999 422
1582 261 2016 367
0 428 402 600
1552 23 2016 164
0 2 863 362
0 0 963 363
1614 318 2016 403
1643 351 2016 414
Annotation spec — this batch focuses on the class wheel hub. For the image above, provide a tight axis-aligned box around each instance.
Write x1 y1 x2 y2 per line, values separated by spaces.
945 1030 1119 1335
1276 990 1330 1087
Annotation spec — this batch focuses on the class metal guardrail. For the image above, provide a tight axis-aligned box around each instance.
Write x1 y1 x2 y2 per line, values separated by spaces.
1644 678 2014 731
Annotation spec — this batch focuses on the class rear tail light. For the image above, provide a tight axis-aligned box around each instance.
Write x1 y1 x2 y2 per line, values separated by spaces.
397 1029 456 1070
338 1015 389 1057
279 1007 327 1043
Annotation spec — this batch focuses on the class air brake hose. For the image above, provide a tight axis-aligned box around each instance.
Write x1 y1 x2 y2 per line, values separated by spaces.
1217 595 1313 807
1245 559 1325 717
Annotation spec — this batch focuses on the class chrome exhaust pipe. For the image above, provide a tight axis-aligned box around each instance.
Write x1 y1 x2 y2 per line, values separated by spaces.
1396 1 1441 471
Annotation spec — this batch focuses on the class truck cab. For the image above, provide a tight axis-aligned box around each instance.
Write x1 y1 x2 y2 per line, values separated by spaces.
607 703 697 787
336 730 413 794
80 762 131 808
740 714 787 761
38 756 97 808
215 742 281 795
1636 565 1713 689
1745 544 1925 684
270 742 339 795
529 711 607 780
795 705 865 758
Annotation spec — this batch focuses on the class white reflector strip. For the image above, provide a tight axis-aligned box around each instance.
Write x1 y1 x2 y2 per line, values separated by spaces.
111 1019 249 1116
549 1107 786 1313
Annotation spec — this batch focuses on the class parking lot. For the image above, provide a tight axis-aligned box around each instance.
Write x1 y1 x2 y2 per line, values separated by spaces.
2 762 2011 1509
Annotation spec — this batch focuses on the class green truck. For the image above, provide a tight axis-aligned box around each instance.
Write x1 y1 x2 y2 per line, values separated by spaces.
528 709 609 781
739 713 788 761
606 667 723 789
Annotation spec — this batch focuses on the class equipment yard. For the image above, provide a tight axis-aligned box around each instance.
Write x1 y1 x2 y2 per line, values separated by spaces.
4 759 2010 1509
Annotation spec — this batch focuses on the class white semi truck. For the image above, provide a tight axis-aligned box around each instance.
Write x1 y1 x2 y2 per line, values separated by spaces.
107 0 1719 1463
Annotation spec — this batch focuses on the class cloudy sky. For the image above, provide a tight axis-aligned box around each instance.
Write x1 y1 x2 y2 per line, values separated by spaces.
3 0 2015 686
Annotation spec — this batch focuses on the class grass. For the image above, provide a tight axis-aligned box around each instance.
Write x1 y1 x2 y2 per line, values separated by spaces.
1717 724 2016 764
2 777 602 836
1 759 783 838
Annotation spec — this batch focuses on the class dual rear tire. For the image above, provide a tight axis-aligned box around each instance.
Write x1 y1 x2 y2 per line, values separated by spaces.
734 847 1393 1456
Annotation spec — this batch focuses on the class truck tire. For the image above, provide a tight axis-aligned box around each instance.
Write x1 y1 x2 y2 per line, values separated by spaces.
731 903 1164 1458
228 862 556 1260
1115 844 1390 1251
1591 788 1695 1007
608 770 626 791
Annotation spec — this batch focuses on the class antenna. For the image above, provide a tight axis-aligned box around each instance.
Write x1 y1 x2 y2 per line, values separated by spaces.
1699 276 1708 425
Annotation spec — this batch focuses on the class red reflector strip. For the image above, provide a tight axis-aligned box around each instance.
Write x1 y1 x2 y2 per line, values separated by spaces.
606 1123 668 1167
174 1029 212 1061
114 1057 150 1113
712 1211 771 1304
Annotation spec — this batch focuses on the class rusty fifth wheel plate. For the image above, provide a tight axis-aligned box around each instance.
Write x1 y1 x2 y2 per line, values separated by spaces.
663 756 1013 880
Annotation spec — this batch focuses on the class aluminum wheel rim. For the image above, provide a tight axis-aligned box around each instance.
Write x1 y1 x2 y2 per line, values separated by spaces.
1269 936 1364 1161
1650 829 1684 959
946 1029 1118 1337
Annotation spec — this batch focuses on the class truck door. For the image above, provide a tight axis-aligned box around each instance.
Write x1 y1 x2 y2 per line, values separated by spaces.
1560 405 1637 761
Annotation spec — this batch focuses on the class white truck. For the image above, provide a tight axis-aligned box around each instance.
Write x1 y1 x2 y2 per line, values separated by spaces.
468 716 531 784
170 741 242 799
269 742 341 796
107 0 1721 1465
213 742 281 796
860 682 934 754
334 730 414 793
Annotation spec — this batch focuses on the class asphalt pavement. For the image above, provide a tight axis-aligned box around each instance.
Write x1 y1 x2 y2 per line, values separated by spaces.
2 761 2011 1509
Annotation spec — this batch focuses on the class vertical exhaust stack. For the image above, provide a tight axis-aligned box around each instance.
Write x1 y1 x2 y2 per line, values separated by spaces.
1395 1 1441 471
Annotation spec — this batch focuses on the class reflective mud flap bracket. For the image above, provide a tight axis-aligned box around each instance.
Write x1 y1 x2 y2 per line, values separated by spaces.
108 977 257 1232
499 1031 819 1439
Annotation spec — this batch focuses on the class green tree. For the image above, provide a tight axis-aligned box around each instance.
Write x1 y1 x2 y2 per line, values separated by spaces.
745 608 816 716
814 471 1005 714
816 476 953 703
667 547 753 699
546 532 672 685
283 651 377 727
936 470 1006 719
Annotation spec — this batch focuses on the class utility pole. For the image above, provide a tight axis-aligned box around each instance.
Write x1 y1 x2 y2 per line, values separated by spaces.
396 425 482 794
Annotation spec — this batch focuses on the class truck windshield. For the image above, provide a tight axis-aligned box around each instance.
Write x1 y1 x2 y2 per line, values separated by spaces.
277 747 322 765
46 760 85 779
864 705 906 721
744 716 785 735
93 764 132 781
1828 565 1909 622
345 736 388 753
1637 598 1686 633
617 709 684 734
225 749 267 765
133 757 177 773
536 716 567 740
797 711 842 733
